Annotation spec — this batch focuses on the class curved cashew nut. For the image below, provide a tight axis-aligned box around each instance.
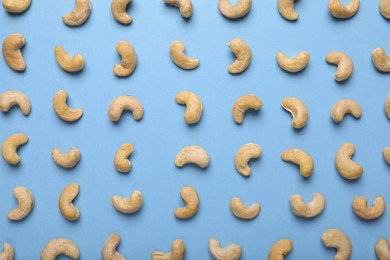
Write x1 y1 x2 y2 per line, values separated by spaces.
170 41 199 70
373 48 390 72
0 243 14 260
384 147 390 165
329 0 359 19
7 186 34 221
114 41 137 77
41 238 80 260
228 38 251 74
111 0 132 24
233 94 262 124
326 52 353 81
290 193 325 218
165 0 192 18
2 133 28 165
55 46 84 72
175 145 210 168
321 229 351 260
62 0 91 26
218 0 251 19
331 99 362 123
230 198 260 220
114 143 133 173
176 91 202 124
281 148 313 178
108 96 144 122
2 0 31 13
174 186 199 219
376 239 390 260
208 238 241 260
352 196 385 220
380 0 390 19
335 142 363 180
52 147 81 169
53 90 83 122
2 33 26 72
268 239 292 260
59 183 80 221
385 95 390 119
281 97 308 129
152 239 185 260
234 143 261 177
276 51 309 73
112 190 143 214
278 0 298 21
0 90 31 115
102 233 125 260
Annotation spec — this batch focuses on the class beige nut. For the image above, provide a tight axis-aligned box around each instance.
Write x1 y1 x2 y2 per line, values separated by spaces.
1 133 28 165
59 183 80 221
232 94 262 124
385 95 390 119
281 148 313 178
114 143 133 173
329 0 359 19
230 198 260 220
208 238 241 260
321 229 351 260
290 193 325 218
114 41 137 77
55 46 84 72
52 147 81 169
152 239 185 260
331 99 362 123
108 96 143 122
335 142 363 180
111 0 132 24
2 33 26 72
112 190 143 214
278 0 298 21
53 90 83 122
170 41 199 70
281 97 308 129
218 0 251 19
62 0 91 26
2 0 31 13
102 233 125 260
0 243 14 260
384 147 390 165
41 238 80 260
326 52 353 81
276 51 309 73
373 48 390 72
234 143 261 177
380 0 390 19
176 91 202 124
165 0 192 18
7 186 34 221
175 145 210 168
228 38 251 74
268 239 292 260
376 239 390 260
0 90 31 115
352 196 385 220
174 186 199 219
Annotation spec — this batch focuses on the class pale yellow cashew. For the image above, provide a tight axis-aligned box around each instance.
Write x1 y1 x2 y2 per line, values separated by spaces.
59 183 80 221
2 0 31 13
0 243 14 260
376 239 390 260
52 147 81 169
7 186 34 221
290 193 325 218
112 190 143 214
2 33 26 72
281 148 313 178
62 0 91 26
321 229 351 260
208 238 241 260
108 96 144 122
175 145 210 168
352 196 385 220
380 0 390 19
276 51 309 73
331 99 362 123
165 0 192 18
41 238 80 260
384 147 390 165
335 142 363 180
278 0 298 21
114 143 133 173
1 133 28 165
102 233 125 260
234 143 261 177
326 52 353 82
174 186 199 219
218 0 251 19
232 94 262 124
385 95 390 119
268 239 292 260
176 91 202 124
170 41 199 70
228 38 251 74
0 90 31 115
53 90 83 122
111 0 132 24
55 46 84 72
230 198 260 220
281 97 308 129
329 0 359 19
114 41 137 77
152 239 186 260
373 48 390 72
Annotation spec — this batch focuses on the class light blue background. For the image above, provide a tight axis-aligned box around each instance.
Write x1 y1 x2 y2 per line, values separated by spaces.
1 0 390 259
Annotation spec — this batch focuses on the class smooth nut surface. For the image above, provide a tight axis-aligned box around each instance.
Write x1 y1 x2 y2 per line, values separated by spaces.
112 0 132 24
321 229 351 260
7 186 34 221
62 0 91 26
170 40 199 70
0 243 14 260
326 51 353 81
329 0 359 19
384 147 390 165
174 186 199 219
108 96 143 122
53 90 83 122
376 239 390 260
218 0 251 19
228 38 251 74
1 133 28 165
59 183 80 221
352 196 385 220
380 0 390 19
208 238 241 260
281 148 313 178
2 33 26 72
385 95 390 119
373 48 390 72
281 97 308 129
278 0 298 21
152 239 186 260
102 233 126 260
55 46 84 72
114 143 133 173
276 51 309 73
230 198 260 220
165 0 192 18
41 238 80 260
2 0 31 13
112 190 143 214
175 145 210 168
234 143 261 177
331 99 362 123
232 94 262 124
335 142 363 180
290 193 325 218
114 41 137 77
176 91 202 124
0 90 31 115
268 239 292 260
52 147 81 169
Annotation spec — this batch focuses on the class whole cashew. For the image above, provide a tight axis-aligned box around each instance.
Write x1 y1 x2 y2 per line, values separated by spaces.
276 51 309 73
380 0 390 19
1 133 28 165
53 90 83 122
290 193 325 218
232 94 262 124
102 233 125 260
321 229 351 260
329 0 359 19
41 238 80 260
326 52 353 81
112 190 143 214
152 239 185 260
384 147 390 165
0 243 14 260
278 0 298 21
352 196 385 220
2 0 30 13
2 33 26 72
373 48 390 72
281 148 313 178
114 41 137 77
0 90 31 115
114 143 133 173
7 186 34 221
228 38 251 74
230 198 260 220
218 0 251 19
108 96 144 122
164 0 192 18
234 143 261 177
281 97 308 129
52 147 81 169
385 95 390 119
170 41 199 70
268 239 292 260
59 183 80 221
111 0 132 24
331 99 362 123
55 46 84 72
335 142 363 180
62 0 91 26
175 145 210 168
174 186 199 219
176 91 202 124
208 238 241 260
376 239 390 260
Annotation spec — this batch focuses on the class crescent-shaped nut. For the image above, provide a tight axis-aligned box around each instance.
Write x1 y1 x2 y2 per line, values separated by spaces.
175 145 210 168
326 52 353 81
170 41 199 70
152 239 186 260
329 0 359 19
0 243 14 260
55 46 84 72
0 90 31 115
335 142 363 180
376 239 390 260
228 38 251 74
62 0 91 26
281 97 308 129
114 143 133 173
230 198 260 220
174 186 199 219
2 33 26 72
380 0 390 19
53 90 83 122
7 186 34 221
176 91 202 124
164 0 192 18
208 238 241 260
268 239 292 260
385 95 390 119
59 183 80 221
290 193 325 218
2 0 30 13
111 0 132 24
1 133 28 165
384 147 390 165
102 233 125 260
112 190 143 214
218 0 251 19
276 51 309 73
52 147 81 169
233 94 262 124
352 196 386 220
331 99 362 123
41 238 80 260
373 48 390 72
277 0 298 21
108 96 144 122
114 41 137 77
281 148 314 178
234 143 261 177
321 229 351 260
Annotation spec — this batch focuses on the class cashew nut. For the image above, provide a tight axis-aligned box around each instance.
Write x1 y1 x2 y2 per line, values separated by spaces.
384 147 390 165
326 52 353 81
380 0 390 19
164 0 192 18
2 33 26 72
170 41 199 70
114 143 133 173
7 186 34 221
276 51 309 73
175 145 210 168
111 0 132 24
102 233 125 260
352 196 385 220
55 46 84 72
52 147 81 169
234 143 261 177
112 190 143 214
62 0 91 26
1 133 28 165
281 97 308 129
0 243 14 260
321 229 351 260
232 94 262 124
277 0 298 21
290 193 325 218
329 0 359 19
2 0 30 13
208 238 241 260
114 41 137 77
174 186 199 219
53 90 83 122
376 239 390 260
0 90 31 115
176 91 202 124
230 198 260 220
373 48 390 72
331 99 362 123
59 183 80 221
268 239 292 260
228 38 251 74
385 95 390 119
152 239 185 260
218 0 251 19
108 96 144 122
335 142 363 180
41 238 80 260
281 148 313 178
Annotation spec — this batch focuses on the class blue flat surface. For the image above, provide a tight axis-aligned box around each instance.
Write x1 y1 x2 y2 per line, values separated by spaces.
1 0 390 259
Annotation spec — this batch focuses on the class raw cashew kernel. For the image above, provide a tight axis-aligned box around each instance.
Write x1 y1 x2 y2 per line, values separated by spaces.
152 239 185 260
233 94 262 124
290 193 325 218
385 95 390 119
0 243 14 260
278 0 298 21
53 90 83 122
170 41 199 70
41 238 80 260
2 33 26 72
59 183 80 221
1 133 28 165
228 38 251 74
7 186 34 221
281 97 308 129
376 239 390 260
108 96 144 122
176 91 202 124
102 233 125 260
230 198 260 220
0 90 31 115
335 142 363 180
384 147 390 165
276 51 309 73
352 196 385 220
114 143 133 173
218 0 252 19
112 0 132 24
52 147 81 169
268 239 292 260
321 229 351 260
331 99 362 123
208 238 241 260
112 190 143 214
373 48 390 72
281 148 313 177
174 186 199 219
175 145 210 168
234 143 261 177
62 0 91 26
2 0 30 13
380 0 390 19
165 0 192 18
55 46 84 72
114 41 137 77
329 0 359 19
326 52 353 81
